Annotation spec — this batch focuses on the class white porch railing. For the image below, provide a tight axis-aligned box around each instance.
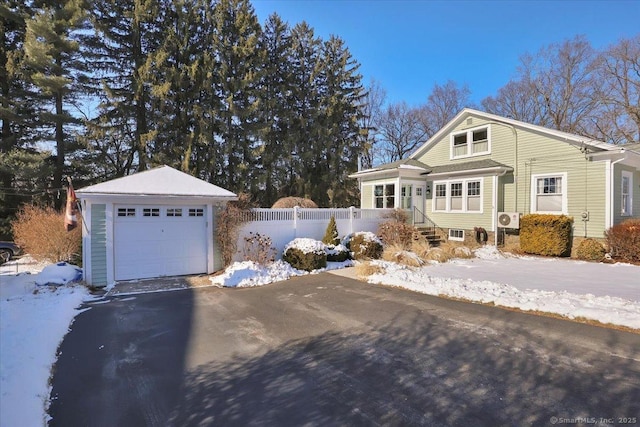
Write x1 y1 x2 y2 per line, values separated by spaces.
235 207 393 261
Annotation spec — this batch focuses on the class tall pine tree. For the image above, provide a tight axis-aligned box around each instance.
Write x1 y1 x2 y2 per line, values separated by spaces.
23 0 87 209
211 0 264 194
256 13 292 206
81 0 161 177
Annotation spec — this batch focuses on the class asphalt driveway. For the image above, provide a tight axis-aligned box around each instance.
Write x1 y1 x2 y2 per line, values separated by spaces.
49 274 640 426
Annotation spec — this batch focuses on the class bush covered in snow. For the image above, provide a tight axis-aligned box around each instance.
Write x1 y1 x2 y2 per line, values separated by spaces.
326 244 350 262
283 238 327 271
349 232 383 260
574 238 606 262
382 245 424 267
605 219 640 263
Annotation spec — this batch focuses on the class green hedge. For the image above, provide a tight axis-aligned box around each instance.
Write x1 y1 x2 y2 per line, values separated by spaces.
520 214 573 257
283 247 327 271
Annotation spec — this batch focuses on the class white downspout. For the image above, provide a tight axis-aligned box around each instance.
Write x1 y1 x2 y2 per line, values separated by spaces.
493 169 509 247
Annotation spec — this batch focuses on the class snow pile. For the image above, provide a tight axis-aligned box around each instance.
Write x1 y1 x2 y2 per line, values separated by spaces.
34 262 82 286
210 260 306 288
1 260 92 427
343 231 382 246
284 238 326 254
366 261 640 329
474 245 507 259
326 244 349 256
211 259 353 288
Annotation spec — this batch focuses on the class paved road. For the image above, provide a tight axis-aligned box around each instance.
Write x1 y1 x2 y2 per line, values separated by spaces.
49 274 640 427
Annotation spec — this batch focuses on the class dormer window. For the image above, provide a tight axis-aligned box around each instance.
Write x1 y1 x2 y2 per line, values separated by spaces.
451 126 490 158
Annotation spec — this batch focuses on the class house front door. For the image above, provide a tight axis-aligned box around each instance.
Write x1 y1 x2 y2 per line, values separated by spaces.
414 185 426 224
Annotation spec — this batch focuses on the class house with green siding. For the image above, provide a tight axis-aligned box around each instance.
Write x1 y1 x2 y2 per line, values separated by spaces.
350 109 640 246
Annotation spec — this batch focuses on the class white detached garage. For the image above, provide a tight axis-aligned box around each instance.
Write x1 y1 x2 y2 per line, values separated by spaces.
77 166 237 287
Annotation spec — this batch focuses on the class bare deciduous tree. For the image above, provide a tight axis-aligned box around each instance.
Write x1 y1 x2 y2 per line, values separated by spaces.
420 80 472 135
358 78 386 169
377 101 429 163
482 36 603 137
594 35 640 143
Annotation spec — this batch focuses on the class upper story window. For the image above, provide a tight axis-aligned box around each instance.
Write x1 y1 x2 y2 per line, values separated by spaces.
621 171 633 216
531 173 567 214
451 126 490 159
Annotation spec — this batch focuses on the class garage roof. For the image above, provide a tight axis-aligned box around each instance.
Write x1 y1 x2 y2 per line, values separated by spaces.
77 165 237 199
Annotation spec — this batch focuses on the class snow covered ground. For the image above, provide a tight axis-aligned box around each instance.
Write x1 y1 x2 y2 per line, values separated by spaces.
0 257 93 427
406 249 637 329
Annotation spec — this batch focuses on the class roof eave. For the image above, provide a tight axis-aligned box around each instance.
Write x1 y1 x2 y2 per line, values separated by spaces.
423 166 513 179
77 192 238 200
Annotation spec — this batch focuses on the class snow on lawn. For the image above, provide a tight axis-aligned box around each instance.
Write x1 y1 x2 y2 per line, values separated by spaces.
367 260 640 330
1 258 93 427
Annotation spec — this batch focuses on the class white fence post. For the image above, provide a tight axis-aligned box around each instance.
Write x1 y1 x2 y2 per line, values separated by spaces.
349 206 355 234
293 206 298 238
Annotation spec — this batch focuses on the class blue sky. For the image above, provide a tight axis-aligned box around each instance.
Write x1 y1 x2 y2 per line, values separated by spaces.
252 0 640 106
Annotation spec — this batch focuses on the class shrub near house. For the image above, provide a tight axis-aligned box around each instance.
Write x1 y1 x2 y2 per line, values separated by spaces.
520 214 573 257
605 219 640 263
283 238 327 271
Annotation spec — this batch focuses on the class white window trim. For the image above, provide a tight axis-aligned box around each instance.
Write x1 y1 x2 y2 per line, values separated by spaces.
450 125 491 160
372 181 398 209
530 172 568 214
432 178 484 214
448 229 465 241
621 170 633 216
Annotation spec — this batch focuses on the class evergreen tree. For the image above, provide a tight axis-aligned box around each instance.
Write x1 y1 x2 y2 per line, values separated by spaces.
147 0 219 176
315 35 365 207
211 0 264 194
288 21 322 200
23 0 87 209
257 13 292 206
80 0 161 177
322 216 339 245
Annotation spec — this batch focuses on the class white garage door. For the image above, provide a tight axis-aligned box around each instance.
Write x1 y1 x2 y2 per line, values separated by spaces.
114 205 208 281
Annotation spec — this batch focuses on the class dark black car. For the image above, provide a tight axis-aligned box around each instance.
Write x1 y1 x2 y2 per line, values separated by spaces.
0 241 21 264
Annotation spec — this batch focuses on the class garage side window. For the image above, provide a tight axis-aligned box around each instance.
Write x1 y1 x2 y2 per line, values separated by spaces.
189 208 204 217
117 208 136 217
143 208 160 217
167 208 183 217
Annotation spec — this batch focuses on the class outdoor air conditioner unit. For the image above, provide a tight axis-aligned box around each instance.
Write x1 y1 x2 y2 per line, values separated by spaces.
498 212 520 229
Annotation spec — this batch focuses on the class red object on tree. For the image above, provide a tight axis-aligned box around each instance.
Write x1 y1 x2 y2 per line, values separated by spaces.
64 180 78 232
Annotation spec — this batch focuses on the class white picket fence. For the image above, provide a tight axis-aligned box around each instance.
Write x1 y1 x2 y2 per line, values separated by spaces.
235 207 393 261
